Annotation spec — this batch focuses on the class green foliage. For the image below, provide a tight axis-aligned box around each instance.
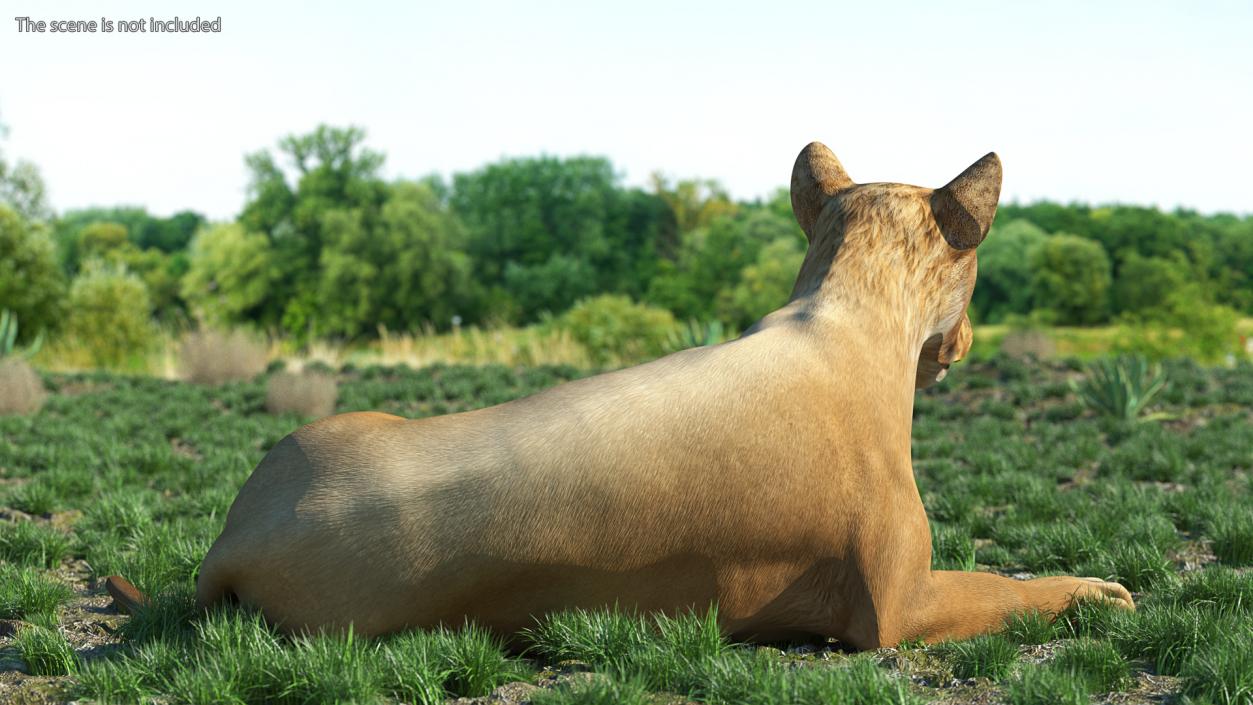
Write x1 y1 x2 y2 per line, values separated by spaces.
182 223 278 327
452 155 666 322
554 295 678 365
665 319 733 352
1112 252 1188 314
647 209 803 322
972 219 1048 322
1029 233 1112 324
1 308 43 358
1114 283 1242 363
0 206 65 342
1071 355 1165 421
64 261 155 367
717 235 805 329
316 181 477 337
0 121 52 222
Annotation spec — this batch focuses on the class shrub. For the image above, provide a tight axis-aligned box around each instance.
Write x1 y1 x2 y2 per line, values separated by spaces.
555 295 678 366
1115 283 1242 363
0 357 46 415
0 206 65 341
266 371 338 418
179 329 268 384
64 260 155 368
1072 356 1165 421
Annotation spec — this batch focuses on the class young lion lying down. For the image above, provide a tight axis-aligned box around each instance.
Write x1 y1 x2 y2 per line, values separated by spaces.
168 143 1133 647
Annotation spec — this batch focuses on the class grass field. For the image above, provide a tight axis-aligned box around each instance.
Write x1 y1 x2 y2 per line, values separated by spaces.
1 356 1251 704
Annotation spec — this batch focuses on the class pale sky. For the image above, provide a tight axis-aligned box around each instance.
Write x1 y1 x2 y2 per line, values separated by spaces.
1 0 1250 220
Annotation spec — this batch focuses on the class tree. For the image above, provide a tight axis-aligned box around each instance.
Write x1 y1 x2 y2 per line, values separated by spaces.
182 223 279 327
1029 234 1112 325
718 236 806 329
0 206 65 341
0 120 52 222
315 181 477 337
971 219 1048 322
239 125 389 335
451 155 667 321
649 174 738 256
1112 252 1189 314
646 208 804 322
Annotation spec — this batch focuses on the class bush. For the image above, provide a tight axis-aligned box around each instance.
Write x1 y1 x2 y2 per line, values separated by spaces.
0 205 65 341
266 371 338 418
179 329 268 385
1114 283 1242 363
554 295 678 366
0 358 46 415
64 260 155 368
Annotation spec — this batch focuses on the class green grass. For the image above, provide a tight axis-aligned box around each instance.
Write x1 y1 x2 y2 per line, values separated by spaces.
1048 638 1131 693
0 357 1250 703
0 563 74 620
937 634 1018 680
15 623 79 676
1005 665 1089 705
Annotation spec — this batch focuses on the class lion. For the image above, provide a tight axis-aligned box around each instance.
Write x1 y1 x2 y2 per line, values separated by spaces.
181 143 1132 648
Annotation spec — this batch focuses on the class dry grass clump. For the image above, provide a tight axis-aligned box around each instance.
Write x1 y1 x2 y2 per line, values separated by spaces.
265 371 337 418
1000 329 1057 359
0 358 47 415
376 325 595 368
179 329 268 385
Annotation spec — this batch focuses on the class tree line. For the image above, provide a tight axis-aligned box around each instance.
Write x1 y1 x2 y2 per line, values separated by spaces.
2 124 1251 353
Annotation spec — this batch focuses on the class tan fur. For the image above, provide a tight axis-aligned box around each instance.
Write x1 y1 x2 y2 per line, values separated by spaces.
197 144 1133 647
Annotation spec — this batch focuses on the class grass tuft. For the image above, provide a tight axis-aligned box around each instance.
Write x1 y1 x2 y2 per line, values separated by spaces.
1179 632 1253 705
0 519 73 567
15 623 79 676
0 564 74 619
532 674 652 705
937 634 1018 680
1208 509 1253 566
1005 664 1089 705
1001 610 1058 645
1049 638 1132 693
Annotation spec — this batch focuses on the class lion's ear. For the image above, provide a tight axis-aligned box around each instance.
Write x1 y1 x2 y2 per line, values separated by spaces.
931 152 1002 250
790 142 854 240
